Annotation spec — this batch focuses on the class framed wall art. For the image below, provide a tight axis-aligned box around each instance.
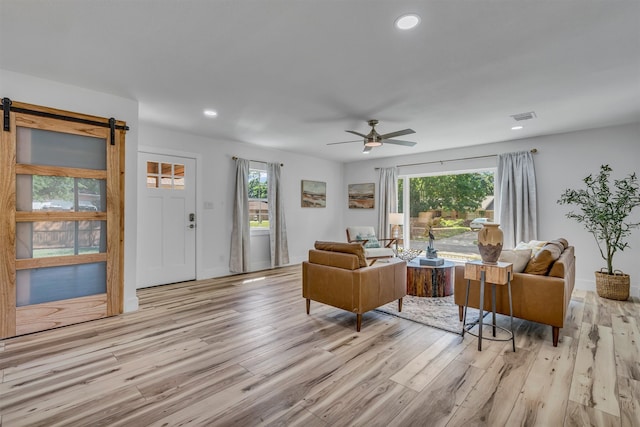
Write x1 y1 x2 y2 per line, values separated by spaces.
301 180 326 208
348 183 375 209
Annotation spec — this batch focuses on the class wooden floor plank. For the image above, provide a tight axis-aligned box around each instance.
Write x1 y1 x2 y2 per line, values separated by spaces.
619 376 640 427
388 360 485 427
446 346 538 426
505 336 578 426
389 332 466 392
612 314 640 381
564 400 620 427
0 265 633 426
569 322 620 417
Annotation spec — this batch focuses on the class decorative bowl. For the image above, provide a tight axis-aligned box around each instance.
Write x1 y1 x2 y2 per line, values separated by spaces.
393 248 423 262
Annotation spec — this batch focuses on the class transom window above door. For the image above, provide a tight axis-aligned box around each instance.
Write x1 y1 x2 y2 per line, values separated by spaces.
146 161 185 190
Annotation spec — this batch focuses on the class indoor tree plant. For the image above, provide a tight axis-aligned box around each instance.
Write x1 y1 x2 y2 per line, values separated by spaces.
558 164 640 300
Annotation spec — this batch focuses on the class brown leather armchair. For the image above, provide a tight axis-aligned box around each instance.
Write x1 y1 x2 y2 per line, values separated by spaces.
302 241 407 331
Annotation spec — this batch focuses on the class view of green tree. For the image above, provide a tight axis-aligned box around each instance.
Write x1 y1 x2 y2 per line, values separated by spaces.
248 169 267 199
399 172 494 217
32 176 103 203
32 176 74 202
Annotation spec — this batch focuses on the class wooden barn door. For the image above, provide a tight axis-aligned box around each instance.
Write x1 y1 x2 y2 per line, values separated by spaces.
0 99 126 338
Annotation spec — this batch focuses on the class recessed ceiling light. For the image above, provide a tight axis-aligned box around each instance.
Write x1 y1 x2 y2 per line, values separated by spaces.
203 110 218 117
395 14 421 30
511 125 524 130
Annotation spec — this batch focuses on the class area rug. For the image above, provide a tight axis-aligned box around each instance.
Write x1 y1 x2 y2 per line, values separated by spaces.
375 295 480 334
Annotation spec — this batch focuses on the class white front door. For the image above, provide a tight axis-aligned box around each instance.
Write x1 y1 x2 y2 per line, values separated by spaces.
138 152 196 288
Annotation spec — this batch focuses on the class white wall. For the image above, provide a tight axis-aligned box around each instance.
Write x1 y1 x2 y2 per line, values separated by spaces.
0 69 140 311
138 124 344 279
342 122 640 297
4 68 638 303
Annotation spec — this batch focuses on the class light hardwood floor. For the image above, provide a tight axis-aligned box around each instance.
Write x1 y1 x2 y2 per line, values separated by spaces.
1 265 638 426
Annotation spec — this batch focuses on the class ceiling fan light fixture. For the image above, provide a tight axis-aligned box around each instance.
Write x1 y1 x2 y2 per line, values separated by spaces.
395 14 421 30
364 140 382 147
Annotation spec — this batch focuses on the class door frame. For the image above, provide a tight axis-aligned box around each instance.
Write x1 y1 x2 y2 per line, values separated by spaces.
137 145 203 285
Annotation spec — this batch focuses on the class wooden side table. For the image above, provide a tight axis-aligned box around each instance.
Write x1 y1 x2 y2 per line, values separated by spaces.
462 260 515 351
406 260 455 297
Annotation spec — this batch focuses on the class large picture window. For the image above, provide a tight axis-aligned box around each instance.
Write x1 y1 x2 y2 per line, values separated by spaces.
398 170 495 260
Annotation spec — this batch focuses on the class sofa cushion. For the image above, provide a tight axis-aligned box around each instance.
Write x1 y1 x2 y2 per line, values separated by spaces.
515 240 548 256
498 249 532 273
551 238 569 249
314 241 367 268
308 249 360 270
524 243 562 275
546 240 565 254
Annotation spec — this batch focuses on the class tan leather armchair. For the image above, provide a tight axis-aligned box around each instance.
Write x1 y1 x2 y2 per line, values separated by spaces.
302 242 407 331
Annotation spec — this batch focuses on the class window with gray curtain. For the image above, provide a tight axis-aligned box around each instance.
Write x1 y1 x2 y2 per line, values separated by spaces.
496 150 538 248
267 162 289 267
377 167 398 240
229 158 250 273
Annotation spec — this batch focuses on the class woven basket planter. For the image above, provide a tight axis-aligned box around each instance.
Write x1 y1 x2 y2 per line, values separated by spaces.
595 269 630 301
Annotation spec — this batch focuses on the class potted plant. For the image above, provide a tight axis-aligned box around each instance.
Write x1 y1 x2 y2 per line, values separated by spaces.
558 164 640 300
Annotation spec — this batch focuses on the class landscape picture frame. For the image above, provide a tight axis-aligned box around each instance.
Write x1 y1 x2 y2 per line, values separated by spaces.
301 180 326 208
348 183 375 209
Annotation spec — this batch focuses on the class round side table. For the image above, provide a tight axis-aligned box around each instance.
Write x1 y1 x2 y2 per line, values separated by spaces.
406 259 455 297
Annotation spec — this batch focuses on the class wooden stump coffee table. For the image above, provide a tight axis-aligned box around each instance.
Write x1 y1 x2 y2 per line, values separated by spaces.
406 259 455 297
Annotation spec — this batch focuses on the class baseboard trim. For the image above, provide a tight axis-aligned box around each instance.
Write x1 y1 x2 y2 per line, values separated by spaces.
124 296 139 312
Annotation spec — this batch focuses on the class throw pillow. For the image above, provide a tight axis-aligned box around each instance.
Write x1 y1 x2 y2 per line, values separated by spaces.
546 240 565 254
552 238 569 249
314 241 367 268
514 240 548 256
356 233 381 249
523 243 562 275
498 249 532 273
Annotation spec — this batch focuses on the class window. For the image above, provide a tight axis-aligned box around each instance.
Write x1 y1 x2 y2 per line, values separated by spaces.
398 170 495 260
146 161 185 190
248 164 268 230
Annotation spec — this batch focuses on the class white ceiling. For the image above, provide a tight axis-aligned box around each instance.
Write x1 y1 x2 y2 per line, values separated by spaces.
1 0 639 162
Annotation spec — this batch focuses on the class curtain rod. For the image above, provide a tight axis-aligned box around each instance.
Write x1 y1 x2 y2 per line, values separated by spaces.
375 148 537 169
232 156 283 167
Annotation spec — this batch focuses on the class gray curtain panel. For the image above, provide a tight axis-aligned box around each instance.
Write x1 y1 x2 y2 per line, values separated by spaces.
267 162 289 268
496 150 538 248
377 167 398 240
229 158 251 273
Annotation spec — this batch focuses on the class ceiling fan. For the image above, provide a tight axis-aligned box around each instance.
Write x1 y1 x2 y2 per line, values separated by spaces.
327 119 417 153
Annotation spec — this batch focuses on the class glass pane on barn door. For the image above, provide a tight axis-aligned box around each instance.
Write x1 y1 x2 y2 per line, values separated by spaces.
16 175 106 212
16 262 107 307
16 221 107 259
16 127 107 170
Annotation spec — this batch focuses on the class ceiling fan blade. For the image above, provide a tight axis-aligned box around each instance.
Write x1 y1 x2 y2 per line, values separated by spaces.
326 139 362 146
379 128 415 140
363 146 373 153
384 139 417 147
346 130 368 138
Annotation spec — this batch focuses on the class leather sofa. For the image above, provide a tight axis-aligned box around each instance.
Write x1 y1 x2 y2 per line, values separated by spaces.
454 240 575 346
302 241 406 331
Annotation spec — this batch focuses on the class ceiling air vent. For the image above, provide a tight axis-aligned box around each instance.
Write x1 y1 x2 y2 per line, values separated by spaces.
510 111 537 121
